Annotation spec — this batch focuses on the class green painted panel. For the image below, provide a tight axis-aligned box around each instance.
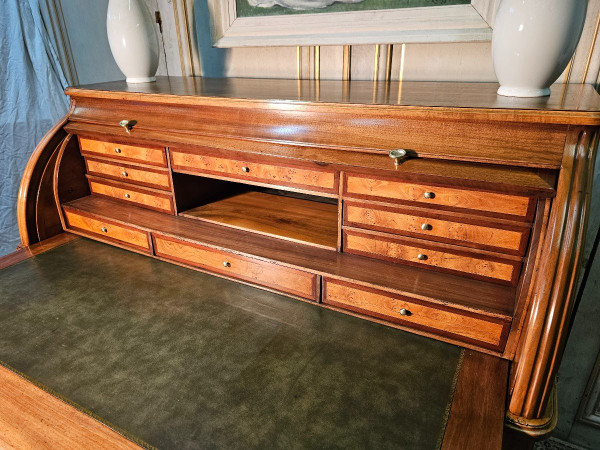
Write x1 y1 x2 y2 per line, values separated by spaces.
236 0 471 18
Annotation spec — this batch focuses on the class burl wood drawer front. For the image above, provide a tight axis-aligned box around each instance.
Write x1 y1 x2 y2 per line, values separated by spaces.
170 150 338 194
344 202 529 255
89 178 174 214
85 158 171 190
64 210 150 252
343 174 533 220
79 137 167 167
343 229 521 285
153 235 318 301
322 279 509 350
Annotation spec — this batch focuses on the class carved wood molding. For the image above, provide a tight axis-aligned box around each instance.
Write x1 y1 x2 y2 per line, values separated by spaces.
17 109 72 247
508 126 600 429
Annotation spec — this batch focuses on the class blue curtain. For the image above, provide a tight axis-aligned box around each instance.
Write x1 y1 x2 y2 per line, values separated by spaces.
0 0 69 256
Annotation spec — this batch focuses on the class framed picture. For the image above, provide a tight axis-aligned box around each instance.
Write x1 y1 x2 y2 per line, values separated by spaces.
207 0 500 47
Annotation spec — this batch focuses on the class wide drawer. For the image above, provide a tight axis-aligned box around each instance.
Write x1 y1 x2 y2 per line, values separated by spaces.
63 209 150 252
344 201 529 256
343 229 521 285
153 235 318 300
85 157 171 190
343 173 534 220
88 177 174 214
322 279 510 350
170 149 338 194
79 137 167 167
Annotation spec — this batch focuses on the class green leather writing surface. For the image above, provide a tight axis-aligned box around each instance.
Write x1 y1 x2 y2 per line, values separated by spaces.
0 238 462 449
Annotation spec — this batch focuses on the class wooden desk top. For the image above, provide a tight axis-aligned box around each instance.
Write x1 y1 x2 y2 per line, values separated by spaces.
66 77 600 125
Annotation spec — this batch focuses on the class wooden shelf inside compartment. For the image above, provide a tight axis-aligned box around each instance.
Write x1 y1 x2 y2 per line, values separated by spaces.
180 191 339 250
62 196 516 318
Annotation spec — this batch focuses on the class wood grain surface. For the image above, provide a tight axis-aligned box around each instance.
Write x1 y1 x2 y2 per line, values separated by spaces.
442 350 508 450
79 137 166 167
322 279 510 350
85 157 171 190
344 202 530 255
64 196 517 318
170 149 338 194
181 191 338 250
343 229 520 285
0 365 140 449
344 174 534 219
64 210 150 252
88 177 174 214
153 234 318 300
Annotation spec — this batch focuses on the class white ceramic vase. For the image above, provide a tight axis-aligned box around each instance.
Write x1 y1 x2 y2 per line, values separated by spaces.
492 0 587 97
107 0 159 83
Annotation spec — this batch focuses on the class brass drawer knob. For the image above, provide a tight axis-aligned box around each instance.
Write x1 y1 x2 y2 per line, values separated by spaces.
241 166 250 173
399 308 410 316
100 227 108 233
417 253 428 261
124 193 131 199
223 261 231 268
389 149 408 166
421 223 432 231
121 171 128 177
119 119 136 134
424 191 435 199
114 148 122 154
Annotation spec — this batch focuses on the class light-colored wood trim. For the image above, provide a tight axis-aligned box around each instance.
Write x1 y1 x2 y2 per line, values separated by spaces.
0 365 141 449
206 1 495 47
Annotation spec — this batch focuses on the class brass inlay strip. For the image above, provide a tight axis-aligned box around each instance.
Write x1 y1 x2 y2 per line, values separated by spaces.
297 46 302 80
398 43 406 104
172 0 187 76
315 46 320 81
343 45 351 81
563 51 576 84
373 44 380 81
582 11 600 83
180 0 197 76
385 44 393 82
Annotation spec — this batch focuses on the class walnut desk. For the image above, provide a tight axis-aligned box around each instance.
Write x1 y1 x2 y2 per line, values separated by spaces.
11 78 600 446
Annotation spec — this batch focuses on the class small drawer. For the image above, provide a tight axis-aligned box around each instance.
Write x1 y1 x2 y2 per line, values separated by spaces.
343 173 534 220
79 137 167 167
153 235 318 301
344 202 529 256
343 229 521 285
170 149 338 194
322 279 510 351
85 157 171 190
63 209 150 252
88 177 174 214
